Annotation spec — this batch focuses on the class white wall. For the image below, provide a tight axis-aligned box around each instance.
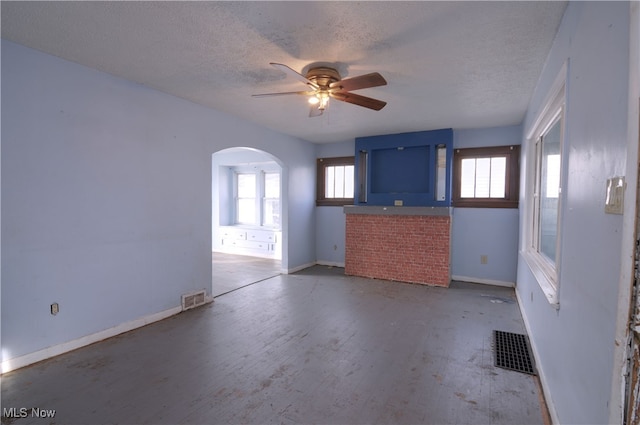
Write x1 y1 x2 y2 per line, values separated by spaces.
451 126 521 285
516 3 630 424
315 140 355 266
1 40 316 367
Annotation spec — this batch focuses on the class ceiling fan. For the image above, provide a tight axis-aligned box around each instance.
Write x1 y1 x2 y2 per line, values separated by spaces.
253 63 387 117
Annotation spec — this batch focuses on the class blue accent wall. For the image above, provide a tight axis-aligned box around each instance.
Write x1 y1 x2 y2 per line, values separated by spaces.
354 129 453 206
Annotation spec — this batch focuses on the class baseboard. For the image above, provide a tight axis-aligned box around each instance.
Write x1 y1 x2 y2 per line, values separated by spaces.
285 261 345 274
282 262 316 274
214 248 281 261
315 261 345 268
451 275 515 288
515 290 560 425
1 305 183 374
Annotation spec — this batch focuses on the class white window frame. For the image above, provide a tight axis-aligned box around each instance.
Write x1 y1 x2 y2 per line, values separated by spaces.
523 62 567 307
262 171 281 228
234 172 258 225
233 167 281 229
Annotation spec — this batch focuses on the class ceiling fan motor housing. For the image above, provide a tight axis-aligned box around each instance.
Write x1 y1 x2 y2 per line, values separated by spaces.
306 67 341 88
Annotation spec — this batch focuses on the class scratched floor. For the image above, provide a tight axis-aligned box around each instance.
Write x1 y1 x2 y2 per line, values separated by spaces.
1 266 546 425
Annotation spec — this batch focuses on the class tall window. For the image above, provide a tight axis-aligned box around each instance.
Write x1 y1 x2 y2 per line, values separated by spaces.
534 118 562 264
234 170 281 227
316 157 355 206
263 172 280 227
453 145 520 208
524 62 566 305
236 173 257 224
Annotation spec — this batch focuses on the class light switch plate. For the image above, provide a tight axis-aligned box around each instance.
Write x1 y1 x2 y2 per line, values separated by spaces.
605 176 625 214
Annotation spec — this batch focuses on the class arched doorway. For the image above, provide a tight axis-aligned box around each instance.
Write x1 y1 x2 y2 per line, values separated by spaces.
211 147 285 296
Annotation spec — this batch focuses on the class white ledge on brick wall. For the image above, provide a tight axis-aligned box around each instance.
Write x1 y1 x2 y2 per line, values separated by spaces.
343 205 452 216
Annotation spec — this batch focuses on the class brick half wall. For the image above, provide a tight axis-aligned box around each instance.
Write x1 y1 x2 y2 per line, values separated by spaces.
345 214 450 286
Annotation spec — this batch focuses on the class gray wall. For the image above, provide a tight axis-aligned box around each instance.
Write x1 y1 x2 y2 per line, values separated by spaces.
516 3 630 423
1 40 316 363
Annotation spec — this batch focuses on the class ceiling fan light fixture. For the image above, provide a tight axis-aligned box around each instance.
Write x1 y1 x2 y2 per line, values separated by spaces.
308 96 320 105
318 92 329 110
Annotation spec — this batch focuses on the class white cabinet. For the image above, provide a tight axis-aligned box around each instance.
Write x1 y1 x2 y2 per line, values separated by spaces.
246 229 278 244
219 228 247 241
217 226 281 259
223 239 270 252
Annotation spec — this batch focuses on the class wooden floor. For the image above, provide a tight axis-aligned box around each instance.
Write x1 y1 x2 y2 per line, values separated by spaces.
2 265 547 425
212 251 281 297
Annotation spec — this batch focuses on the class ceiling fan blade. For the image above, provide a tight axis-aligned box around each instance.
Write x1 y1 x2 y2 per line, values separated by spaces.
329 72 387 92
270 63 318 89
331 92 387 111
309 105 324 117
252 91 315 98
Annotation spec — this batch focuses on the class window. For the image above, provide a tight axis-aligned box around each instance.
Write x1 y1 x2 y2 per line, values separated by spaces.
523 62 566 306
316 156 355 206
263 172 280 227
534 119 562 264
236 173 257 224
234 170 281 228
452 145 520 208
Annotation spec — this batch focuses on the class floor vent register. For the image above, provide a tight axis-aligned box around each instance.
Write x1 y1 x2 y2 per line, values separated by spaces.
493 330 536 375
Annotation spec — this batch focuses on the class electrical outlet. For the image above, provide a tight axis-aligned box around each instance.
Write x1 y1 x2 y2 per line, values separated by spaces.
51 303 59 315
480 255 488 265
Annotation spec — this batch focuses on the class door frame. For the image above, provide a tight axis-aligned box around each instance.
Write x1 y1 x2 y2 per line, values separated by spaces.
610 4 640 423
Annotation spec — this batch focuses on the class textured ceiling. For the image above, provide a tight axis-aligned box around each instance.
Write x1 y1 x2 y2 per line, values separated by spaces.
1 1 567 143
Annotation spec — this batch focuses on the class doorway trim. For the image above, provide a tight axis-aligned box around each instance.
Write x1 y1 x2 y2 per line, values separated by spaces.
211 147 288 272
609 3 640 423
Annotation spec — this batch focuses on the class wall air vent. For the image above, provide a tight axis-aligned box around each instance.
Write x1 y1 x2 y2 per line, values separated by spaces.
181 290 207 311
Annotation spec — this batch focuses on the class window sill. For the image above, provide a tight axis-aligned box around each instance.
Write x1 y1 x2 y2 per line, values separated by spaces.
452 200 519 208
522 250 559 309
316 199 354 207
228 224 281 231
